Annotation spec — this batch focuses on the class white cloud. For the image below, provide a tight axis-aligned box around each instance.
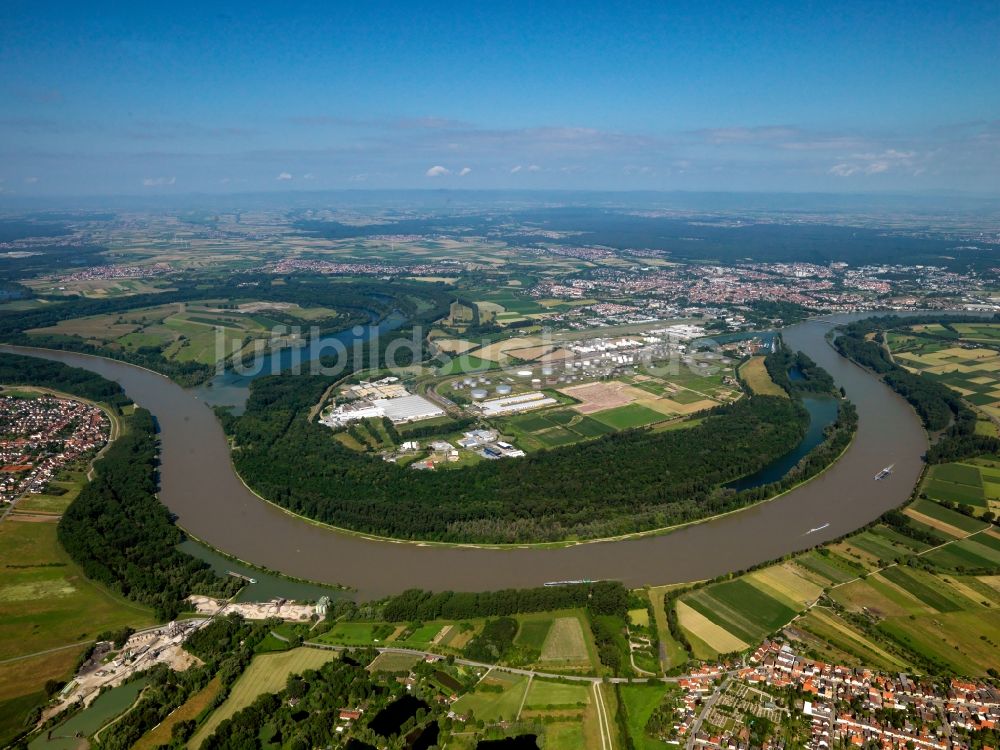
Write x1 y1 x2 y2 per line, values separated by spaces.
527 164 541 172
142 176 175 186
829 163 860 177
276 172 293 181
458 166 472 176
24 176 39 184
302 172 315 180
425 165 450 177
829 149 918 178
510 165 523 173
349 173 369 182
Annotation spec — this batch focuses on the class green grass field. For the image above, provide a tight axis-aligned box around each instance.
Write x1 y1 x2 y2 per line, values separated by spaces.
498 408 615 451
617 683 680 750
515 618 552 651
523 679 589 708
538 616 593 666
367 652 422 672
450 671 529 722
317 622 395 645
879 567 967 612
0 518 155 746
591 403 666 429
28 302 272 367
878 610 1000 676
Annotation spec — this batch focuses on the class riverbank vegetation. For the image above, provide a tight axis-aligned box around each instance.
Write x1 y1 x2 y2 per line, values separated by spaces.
59 407 241 620
230 375 808 542
836 315 1000 465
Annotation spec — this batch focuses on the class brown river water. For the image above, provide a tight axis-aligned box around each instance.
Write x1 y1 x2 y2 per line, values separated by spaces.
2 314 927 598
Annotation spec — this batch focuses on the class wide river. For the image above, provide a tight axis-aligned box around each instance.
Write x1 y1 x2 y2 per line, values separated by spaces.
2 313 927 599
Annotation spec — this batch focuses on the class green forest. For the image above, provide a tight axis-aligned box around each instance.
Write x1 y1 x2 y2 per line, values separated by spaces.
58 408 240 619
228 366 810 542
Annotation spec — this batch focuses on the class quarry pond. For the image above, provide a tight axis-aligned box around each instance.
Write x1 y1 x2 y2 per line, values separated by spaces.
2 312 928 599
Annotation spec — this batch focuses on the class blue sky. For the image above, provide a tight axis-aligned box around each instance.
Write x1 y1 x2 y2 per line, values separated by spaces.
2 0 999 196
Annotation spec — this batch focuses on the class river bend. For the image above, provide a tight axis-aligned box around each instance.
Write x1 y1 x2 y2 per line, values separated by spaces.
2 314 927 598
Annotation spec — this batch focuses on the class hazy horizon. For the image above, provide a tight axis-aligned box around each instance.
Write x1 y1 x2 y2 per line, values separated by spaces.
2 1 999 198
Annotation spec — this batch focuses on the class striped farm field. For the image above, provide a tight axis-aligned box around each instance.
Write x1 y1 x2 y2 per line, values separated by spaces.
830 575 926 617
847 532 910 564
797 609 908 671
682 579 798 645
879 567 969 612
675 601 749 656
746 563 823 608
867 525 931 553
923 536 1000 570
910 498 989 533
794 551 859 585
903 509 966 539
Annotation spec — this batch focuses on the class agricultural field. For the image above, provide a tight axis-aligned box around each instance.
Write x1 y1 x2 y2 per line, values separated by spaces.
739 355 787 397
452 673 605 750
316 621 397 645
591 403 669 429
189 648 339 748
617 683 683 750
367 652 422 673
672 487 1000 673
793 609 909 672
908 497 989 534
889 323 1000 419
922 459 1000 515
537 616 593 668
0 650 82 748
12 469 87 516
679 579 798 651
26 300 340 367
0 518 155 746
561 371 733 421
496 407 615 450
450 670 529 722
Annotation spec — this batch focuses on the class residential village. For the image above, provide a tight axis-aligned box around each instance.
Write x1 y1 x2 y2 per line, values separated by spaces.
660 640 1000 750
0 393 109 506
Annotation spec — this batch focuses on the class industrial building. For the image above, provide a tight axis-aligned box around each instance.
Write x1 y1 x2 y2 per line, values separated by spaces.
319 392 444 427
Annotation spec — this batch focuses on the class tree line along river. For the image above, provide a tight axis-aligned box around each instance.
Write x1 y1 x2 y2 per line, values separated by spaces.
1 313 927 599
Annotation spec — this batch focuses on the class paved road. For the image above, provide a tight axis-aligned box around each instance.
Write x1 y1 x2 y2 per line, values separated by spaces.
686 677 730 750
305 641 736 685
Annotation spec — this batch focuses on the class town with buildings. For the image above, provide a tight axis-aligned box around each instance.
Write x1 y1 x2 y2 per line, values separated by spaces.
658 640 1000 750
0 393 109 508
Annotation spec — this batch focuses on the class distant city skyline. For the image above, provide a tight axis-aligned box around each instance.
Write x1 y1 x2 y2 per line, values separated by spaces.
2 0 999 197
